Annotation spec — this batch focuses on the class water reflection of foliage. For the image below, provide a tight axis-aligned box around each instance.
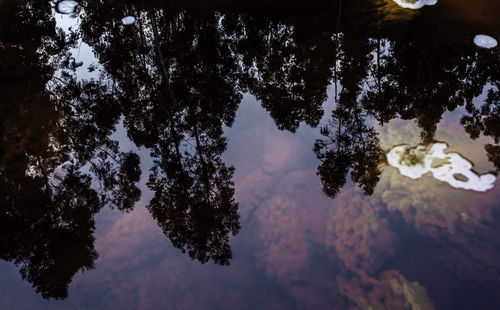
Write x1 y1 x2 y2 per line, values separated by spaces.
0 0 141 299
1 0 500 301
461 80 500 171
79 9 243 265
79 0 500 200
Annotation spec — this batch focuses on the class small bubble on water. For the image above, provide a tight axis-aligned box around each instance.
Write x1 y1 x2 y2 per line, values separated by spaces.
121 16 136 25
474 34 498 49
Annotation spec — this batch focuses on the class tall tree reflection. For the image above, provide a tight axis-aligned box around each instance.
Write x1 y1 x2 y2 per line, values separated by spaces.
1 0 500 301
460 60 500 172
0 168 100 299
314 11 500 196
147 128 240 265
0 0 141 299
79 8 242 265
143 11 243 264
314 34 383 199
360 24 496 143
237 15 335 132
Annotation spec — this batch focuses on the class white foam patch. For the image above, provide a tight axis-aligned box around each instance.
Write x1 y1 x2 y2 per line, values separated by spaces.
392 0 437 9
121 16 136 25
474 35 498 49
387 143 496 192
56 0 79 15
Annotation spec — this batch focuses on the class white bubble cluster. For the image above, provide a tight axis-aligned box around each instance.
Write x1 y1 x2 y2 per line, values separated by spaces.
473 35 498 49
387 143 496 192
392 0 437 9
121 16 136 25
56 0 79 14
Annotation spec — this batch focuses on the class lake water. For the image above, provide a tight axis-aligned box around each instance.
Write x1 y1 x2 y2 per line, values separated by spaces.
0 0 499 309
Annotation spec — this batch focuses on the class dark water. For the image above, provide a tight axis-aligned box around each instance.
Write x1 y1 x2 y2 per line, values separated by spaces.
1 0 500 309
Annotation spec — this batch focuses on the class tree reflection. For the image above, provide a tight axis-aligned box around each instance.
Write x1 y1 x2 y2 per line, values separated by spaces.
313 34 384 199
147 131 240 265
0 0 140 299
78 8 242 264
314 108 383 199
237 15 335 132
1 0 500 301
0 169 100 299
142 12 243 264
460 76 500 171
313 10 500 196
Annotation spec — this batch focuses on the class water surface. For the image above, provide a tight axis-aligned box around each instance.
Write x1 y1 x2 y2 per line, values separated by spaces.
1 0 500 309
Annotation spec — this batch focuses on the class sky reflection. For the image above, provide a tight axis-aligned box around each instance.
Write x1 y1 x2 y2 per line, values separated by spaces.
1 0 500 308
2 88 500 309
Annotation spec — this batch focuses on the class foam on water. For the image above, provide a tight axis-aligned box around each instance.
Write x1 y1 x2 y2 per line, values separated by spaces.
56 0 79 14
387 143 496 192
121 16 136 25
392 0 437 9
474 35 498 49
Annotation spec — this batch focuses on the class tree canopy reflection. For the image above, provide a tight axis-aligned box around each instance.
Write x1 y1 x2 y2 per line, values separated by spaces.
0 0 141 299
0 0 499 300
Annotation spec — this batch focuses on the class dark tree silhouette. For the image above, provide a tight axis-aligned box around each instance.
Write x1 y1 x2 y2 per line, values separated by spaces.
237 15 336 132
147 133 240 265
0 168 100 299
141 11 242 265
313 34 383 198
78 6 242 264
461 81 500 172
1 0 500 300
359 16 499 143
0 0 141 299
313 7 500 196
